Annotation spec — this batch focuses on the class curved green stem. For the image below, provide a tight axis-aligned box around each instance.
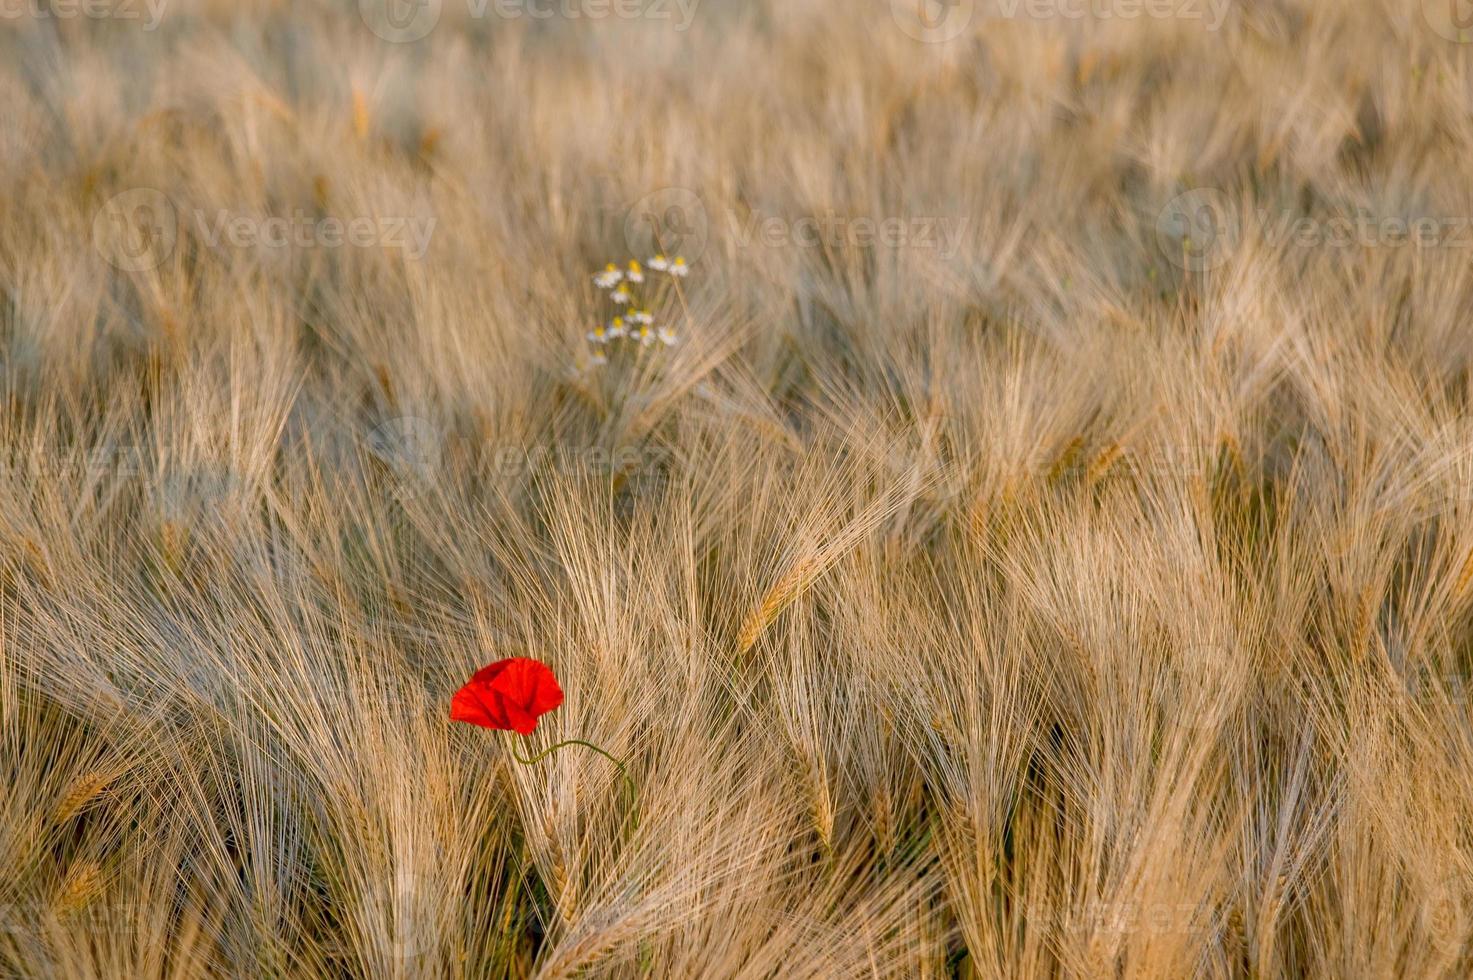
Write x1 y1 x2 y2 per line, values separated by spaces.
508 737 638 833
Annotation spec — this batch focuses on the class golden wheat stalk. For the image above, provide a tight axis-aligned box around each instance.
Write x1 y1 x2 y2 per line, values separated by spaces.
1452 545 1473 605
352 88 370 141
736 554 818 655
1084 442 1124 484
52 771 111 824
52 861 104 917
737 468 918 655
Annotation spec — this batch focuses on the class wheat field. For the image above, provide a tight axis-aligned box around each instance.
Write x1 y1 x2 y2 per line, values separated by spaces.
2 0 1473 976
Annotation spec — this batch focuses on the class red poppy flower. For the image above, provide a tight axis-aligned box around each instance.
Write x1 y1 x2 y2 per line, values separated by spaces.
450 658 564 735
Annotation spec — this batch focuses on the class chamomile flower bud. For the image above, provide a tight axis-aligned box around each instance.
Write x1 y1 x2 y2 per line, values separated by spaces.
668 257 689 277
593 263 623 289
627 260 645 283
648 255 670 272
611 285 632 305
657 327 678 346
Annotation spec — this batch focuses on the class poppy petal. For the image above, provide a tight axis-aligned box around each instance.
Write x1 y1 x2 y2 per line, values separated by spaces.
451 657 563 734
528 669 564 716
502 697 537 735
471 659 512 685
450 684 501 729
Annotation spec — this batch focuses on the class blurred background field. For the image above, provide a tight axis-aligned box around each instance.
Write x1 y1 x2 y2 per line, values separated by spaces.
3 0 1473 976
